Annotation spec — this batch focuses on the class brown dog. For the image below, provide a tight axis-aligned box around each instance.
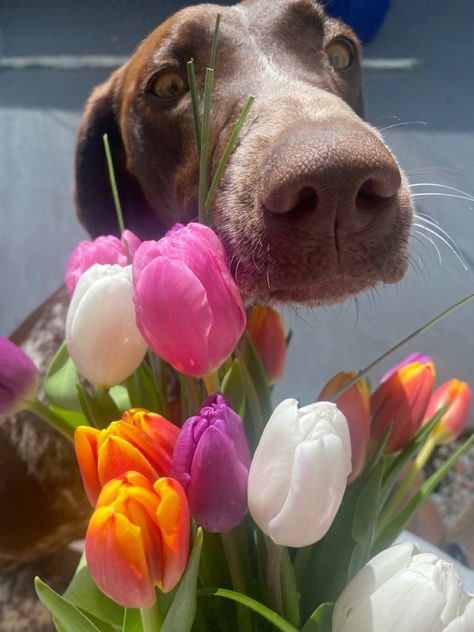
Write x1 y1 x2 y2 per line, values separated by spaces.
1 0 413 627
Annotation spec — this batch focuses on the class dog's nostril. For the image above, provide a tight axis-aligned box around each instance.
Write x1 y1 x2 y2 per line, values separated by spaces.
290 187 318 215
264 186 318 216
355 178 397 212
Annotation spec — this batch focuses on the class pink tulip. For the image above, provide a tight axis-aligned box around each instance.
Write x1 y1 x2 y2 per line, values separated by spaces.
66 231 141 296
0 337 39 415
423 379 471 444
318 372 371 481
133 223 246 377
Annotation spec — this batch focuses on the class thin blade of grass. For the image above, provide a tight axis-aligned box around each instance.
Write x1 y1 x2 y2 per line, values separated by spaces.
198 66 214 223
102 133 125 234
209 14 221 71
205 96 255 212
186 59 201 156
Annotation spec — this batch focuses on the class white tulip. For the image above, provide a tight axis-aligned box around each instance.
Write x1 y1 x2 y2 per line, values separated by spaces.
333 542 474 632
66 264 147 387
247 399 351 547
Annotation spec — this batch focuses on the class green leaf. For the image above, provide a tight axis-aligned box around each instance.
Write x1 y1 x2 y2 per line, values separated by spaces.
242 333 273 420
35 577 102 632
199 588 298 632
63 555 124 629
109 385 131 412
221 359 245 415
301 603 335 632
130 363 162 413
373 431 474 554
45 342 81 412
161 528 204 632
122 609 143 632
281 548 300 628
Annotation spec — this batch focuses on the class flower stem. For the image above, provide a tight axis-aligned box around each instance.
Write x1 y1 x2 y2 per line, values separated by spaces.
379 434 438 531
140 602 162 631
102 133 125 235
332 293 474 401
221 530 252 631
28 399 75 440
203 371 220 396
266 540 284 616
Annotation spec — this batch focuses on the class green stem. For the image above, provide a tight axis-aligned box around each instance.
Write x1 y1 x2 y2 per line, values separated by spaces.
102 133 126 235
221 530 252 631
187 59 201 156
332 293 474 401
125 374 141 408
28 399 75 440
203 371 220 396
198 66 214 224
378 434 437 532
266 540 284 616
140 602 162 631
234 346 265 431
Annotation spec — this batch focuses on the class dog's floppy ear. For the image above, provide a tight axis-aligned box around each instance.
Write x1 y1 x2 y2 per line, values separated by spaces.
75 70 162 239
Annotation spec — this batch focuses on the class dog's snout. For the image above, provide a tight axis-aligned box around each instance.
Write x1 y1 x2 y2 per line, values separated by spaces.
261 126 402 227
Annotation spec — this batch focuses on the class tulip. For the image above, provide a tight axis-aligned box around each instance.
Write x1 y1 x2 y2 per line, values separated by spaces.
246 306 287 384
172 394 251 532
121 229 141 259
333 541 474 632
75 408 180 506
382 352 433 382
85 471 189 607
0 337 39 416
423 379 471 445
248 399 351 547
66 264 147 387
133 223 246 377
318 372 370 481
371 357 435 452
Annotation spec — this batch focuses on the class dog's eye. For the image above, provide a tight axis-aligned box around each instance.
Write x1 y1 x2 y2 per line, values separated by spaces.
325 38 355 70
149 71 188 99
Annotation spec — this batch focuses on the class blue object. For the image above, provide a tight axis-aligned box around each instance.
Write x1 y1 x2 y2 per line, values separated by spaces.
325 0 391 43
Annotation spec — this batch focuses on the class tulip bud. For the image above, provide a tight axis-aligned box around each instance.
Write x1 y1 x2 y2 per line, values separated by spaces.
172 394 251 532
121 229 141 259
423 379 471 445
248 399 351 547
85 471 189 607
382 353 433 382
371 357 435 453
75 408 180 506
0 337 39 416
133 223 246 377
333 542 474 631
318 372 370 481
246 306 287 384
66 264 147 387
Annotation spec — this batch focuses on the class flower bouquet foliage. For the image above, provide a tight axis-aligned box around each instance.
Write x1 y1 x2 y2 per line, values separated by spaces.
3 17 474 632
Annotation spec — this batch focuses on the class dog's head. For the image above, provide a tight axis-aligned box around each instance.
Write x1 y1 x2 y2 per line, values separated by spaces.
76 0 413 305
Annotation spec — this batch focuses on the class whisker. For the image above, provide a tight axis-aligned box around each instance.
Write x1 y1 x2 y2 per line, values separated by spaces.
409 183 474 200
411 192 474 203
414 214 461 250
378 121 427 132
414 224 467 270
414 210 440 226
414 228 442 265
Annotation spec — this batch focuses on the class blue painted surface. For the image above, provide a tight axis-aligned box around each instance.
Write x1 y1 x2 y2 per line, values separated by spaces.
326 0 391 42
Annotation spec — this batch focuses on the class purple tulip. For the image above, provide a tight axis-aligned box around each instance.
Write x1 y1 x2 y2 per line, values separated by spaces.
132 223 246 377
172 394 251 532
66 231 141 297
0 337 39 415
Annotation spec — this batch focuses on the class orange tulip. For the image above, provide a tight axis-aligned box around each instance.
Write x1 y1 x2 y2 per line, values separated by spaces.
246 306 287 384
371 359 435 452
318 372 371 481
75 408 180 506
85 471 189 607
423 379 471 444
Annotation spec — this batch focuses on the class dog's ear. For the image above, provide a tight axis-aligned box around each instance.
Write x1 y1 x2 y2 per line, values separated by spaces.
75 70 162 239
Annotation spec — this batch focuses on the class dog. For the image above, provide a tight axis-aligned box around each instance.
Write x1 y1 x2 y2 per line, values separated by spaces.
0 0 413 628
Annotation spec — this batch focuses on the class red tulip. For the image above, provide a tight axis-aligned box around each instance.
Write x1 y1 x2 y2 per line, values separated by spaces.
318 372 370 481
371 358 435 452
85 471 189 607
423 379 471 444
246 306 287 384
75 408 179 506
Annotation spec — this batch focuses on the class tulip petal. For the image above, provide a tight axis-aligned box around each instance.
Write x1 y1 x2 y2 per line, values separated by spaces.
134 257 213 376
154 478 190 592
445 600 474 632
268 434 348 547
98 435 159 488
188 424 249 532
85 506 155 608
74 426 101 506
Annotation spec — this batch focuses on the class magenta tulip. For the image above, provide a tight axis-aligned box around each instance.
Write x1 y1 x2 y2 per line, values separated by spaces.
66 231 141 296
133 223 246 377
172 394 251 532
0 337 39 416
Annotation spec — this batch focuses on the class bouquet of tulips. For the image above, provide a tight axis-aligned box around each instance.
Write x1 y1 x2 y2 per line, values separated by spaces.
2 16 474 632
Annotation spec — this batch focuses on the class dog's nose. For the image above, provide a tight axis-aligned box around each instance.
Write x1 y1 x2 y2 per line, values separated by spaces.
261 125 401 228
